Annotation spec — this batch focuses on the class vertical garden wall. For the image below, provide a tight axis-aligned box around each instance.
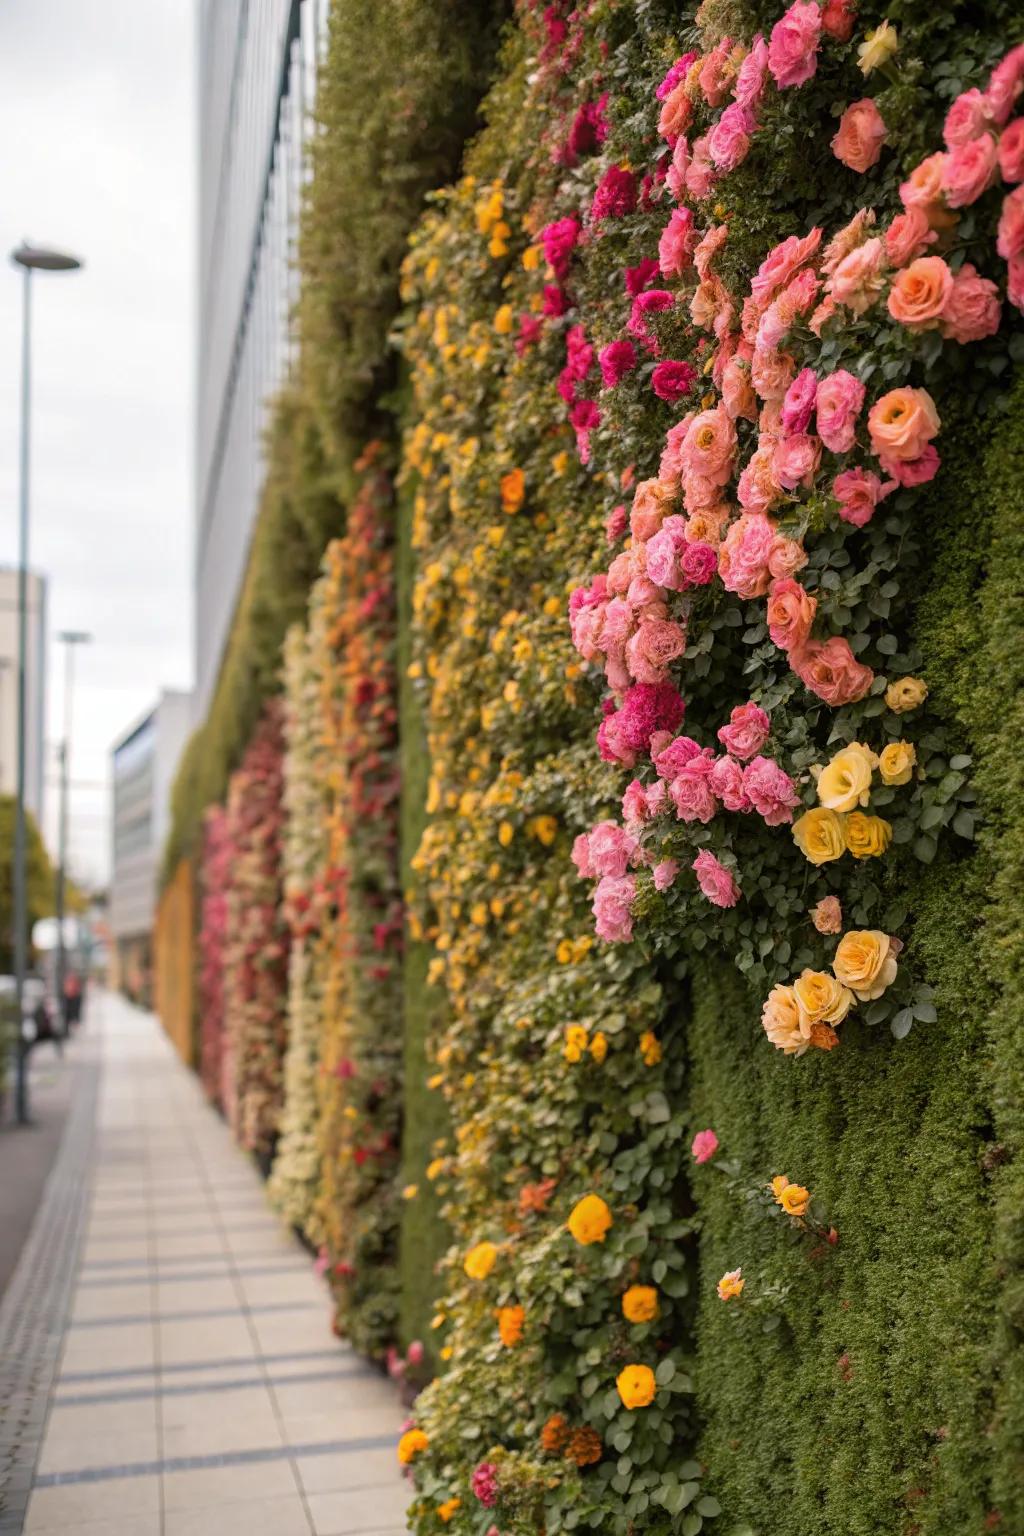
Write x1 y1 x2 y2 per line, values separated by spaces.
164 1 1024 1532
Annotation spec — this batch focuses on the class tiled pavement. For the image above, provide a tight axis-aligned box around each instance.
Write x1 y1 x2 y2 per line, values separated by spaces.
0 991 410 1535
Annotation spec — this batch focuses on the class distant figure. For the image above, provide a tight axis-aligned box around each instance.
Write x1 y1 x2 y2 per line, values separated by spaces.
63 971 83 1030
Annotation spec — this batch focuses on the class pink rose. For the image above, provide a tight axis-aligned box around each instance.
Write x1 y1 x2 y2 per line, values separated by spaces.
692 849 741 908
1009 255 1024 312
717 702 771 761
833 467 889 527
699 39 739 107
767 577 817 652
792 635 874 705
593 874 636 942
832 99 887 173
943 88 994 148
653 735 703 780
722 356 758 421
652 361 698 402
999 119 1024 182
543 285 570 317
590 165 637 222
541 218 581 280
884 208 936 267
588 820 639 878
768 0 822 90
624 259 661 295
708 103 756 172
669 754 720 823
986 43 1024 127
830 237 887 316
682 404 737 484
940 262 1001 343
751 228 823 307
653 858 679 892
942 134 999 208
600 340 638 388
737 443 783 514
691 1128 720 1163
781 367 818 435
666 135 691 200
821 0 855 40
659 207 697 277
742 756 800 825
773 432 821 491
616 683 686 753
880 444 940 487
685 135 718 200
628 288 675 352
626 617 687 684
735 35 769 111
718 513 776 598
645 516 688 589
709 754 752 811
815 369 865 453
997 186 1024 261
681 541 718 585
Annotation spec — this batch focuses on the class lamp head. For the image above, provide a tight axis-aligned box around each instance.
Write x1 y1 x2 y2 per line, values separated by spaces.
12 243 83 273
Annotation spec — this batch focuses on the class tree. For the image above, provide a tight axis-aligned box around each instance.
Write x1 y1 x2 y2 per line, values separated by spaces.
0 795 55 973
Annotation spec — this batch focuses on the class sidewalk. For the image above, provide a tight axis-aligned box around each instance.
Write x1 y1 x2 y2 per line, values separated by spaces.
0 991 410 1536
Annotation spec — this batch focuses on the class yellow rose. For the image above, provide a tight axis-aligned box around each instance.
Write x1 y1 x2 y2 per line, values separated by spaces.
493 303 514 335
845 812 893 859
398 1428 429 1464
833 929 898 1000
589 1031 608 1064
639 1030 662 1066
464 1241 498 1280
858 20 898 75
622 1285 659 1324
778 1183 811 1217
817 743 877 813
761 983 806 1055
885 676 928 714
770 1175 790 1199
793 969 854 1029
616 1363 657 1409
878 740 916 785
792 808 847 865
716 1268 745 1301
438 1497 461 1523
564 1024 588 1063
568 1194 613 1245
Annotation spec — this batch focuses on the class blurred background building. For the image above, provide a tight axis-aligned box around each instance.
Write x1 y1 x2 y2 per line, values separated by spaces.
195 0 328 715
0 566 47 823
109 690 191 1002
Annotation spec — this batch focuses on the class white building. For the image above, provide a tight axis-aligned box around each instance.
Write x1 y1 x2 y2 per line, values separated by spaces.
0 566 47 826
109 690 193 999
195 0 329 716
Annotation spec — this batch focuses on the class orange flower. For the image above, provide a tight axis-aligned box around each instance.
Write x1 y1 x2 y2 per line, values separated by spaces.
518 1177 557 1216
397 1428 428 1464
497 1304 525 1347
777 1182 811 1217
621 1285 659 1324
717 1267 745 1301
567 1194 612 1245
540 1413 570 1453
616 1363 657 1409
500 468 525 513
567 1426 602 1466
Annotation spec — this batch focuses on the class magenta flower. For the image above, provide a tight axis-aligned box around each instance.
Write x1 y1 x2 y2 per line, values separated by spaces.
691 1128 720 1163
652 361 697 402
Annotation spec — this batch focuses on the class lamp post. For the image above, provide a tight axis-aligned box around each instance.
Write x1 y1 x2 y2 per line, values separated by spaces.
11 242 83 1124
55 631 91 1034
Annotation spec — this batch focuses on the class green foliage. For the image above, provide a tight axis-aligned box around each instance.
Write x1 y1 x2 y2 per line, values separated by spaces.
0 794 55 973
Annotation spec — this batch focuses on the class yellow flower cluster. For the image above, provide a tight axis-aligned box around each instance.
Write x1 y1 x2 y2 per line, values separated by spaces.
762 929 899 1054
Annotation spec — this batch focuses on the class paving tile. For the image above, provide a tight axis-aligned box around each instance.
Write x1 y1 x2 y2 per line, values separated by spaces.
165 1494 313 1536
69 1284 154 1322
35 1519 161 1536
279 1404 402 1446
163 1458 299 1511
158 1316 256 1366
295 1446 401 1495
159 1383 279 1431
161 1414 285 1460
307 1484 411 1535
35 1425 160 1475
24 1475 160 1530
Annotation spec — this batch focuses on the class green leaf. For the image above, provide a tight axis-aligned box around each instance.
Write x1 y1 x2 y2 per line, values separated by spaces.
891 1008 914 1040
698 1497 723 1517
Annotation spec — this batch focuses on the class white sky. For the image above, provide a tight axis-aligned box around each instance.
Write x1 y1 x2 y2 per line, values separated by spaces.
0 0 194 889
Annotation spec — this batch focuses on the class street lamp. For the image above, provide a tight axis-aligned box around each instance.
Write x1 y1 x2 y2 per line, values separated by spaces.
55 630 91 1034
11 242 83 1124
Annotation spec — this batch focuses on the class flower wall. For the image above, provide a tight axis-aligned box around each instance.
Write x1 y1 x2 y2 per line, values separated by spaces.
197 804 231 1105
311 453 405 1360
222 704 290 1164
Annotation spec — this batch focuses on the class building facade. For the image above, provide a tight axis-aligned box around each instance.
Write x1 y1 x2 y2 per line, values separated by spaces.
195 0 329 716
109 690 192 1001
0 566 47 825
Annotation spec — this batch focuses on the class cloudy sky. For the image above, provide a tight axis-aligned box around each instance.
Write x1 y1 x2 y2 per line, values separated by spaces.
0 0 194 887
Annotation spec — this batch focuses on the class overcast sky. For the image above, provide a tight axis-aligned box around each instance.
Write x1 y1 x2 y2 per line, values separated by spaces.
0 0 194 888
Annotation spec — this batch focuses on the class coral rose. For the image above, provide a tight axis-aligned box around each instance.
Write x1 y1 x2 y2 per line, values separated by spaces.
568 1193 613 1245
887 256 954 329
762 983 806 1054
986 43 1024 126
821 0 855 41
722 356 757 421
817 742 877 812
878 740 916 785
832 99 887 173
617 1364 657 1408
793 635 874 706
940 263 1001 343
833 929 899 999
867 387 940 462
719 512 776 599
811 895 843 933
944 87 994 147
792 807 847 865
658 207 696 277
768 0 822 90
942 134 998 208
464 1241 498 1280
885 675 928 712
682 404 737 483
844 811 892 858
767 577 816 652
716 1267 746 1300
885 208 936 267
900 152 957 229
622 1285 659 1323
997 187 1024 262
751 228 823 307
